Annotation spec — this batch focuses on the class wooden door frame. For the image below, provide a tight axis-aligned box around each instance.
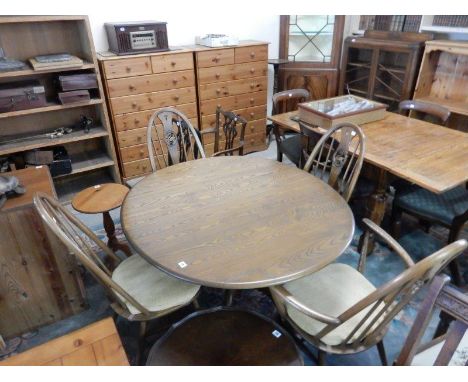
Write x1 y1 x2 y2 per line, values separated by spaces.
279 15 345 69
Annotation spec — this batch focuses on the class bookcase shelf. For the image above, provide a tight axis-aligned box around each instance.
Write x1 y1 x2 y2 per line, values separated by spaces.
0 16 121 201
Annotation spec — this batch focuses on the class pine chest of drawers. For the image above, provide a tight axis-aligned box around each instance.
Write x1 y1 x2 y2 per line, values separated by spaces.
99 50 199 181
195 42 268 155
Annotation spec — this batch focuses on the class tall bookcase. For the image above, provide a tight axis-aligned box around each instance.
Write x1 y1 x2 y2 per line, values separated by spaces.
0 16 120 203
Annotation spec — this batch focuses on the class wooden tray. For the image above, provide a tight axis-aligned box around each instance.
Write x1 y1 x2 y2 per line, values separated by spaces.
298 95 387 128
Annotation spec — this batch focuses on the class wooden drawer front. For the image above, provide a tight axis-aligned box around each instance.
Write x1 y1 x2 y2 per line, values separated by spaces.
200 90 267 116
107 70 195 97
196 48 234 68
151 52 194 73
120 144 149 162
103 57 152 79
123 159 151 178
201 105 266 129
117 118 198 148
111 87 196 115
244 119 266 137
244 133 266 153
235 45 268 64
201 119 265 145
199 76 267 100
198 62 268 84
113 102 198 131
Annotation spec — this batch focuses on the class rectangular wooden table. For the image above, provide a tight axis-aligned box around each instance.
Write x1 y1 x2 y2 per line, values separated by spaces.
269 111 468 252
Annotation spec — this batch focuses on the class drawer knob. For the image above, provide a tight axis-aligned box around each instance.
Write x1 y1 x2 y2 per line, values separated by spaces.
250 112 254 117
172 79 178 84
129 85 135 90
132 102 137 108
126 67 131 72
171 61 177 66
250 68 255 73
213 57 220 63
250 52 255 58
215 73 220 78
139 150 144 155
217 104 221 108
174 95 180 101
216 88 221 94
137 136 142 141
135 119 140 124
250 83 255 89
148 97 153 102
250 98 254 104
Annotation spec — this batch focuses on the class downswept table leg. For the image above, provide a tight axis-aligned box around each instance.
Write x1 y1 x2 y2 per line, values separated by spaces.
103 211 132 257
358 169 388 256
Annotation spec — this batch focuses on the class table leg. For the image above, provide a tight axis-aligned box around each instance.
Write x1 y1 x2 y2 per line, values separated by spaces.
103 211 132 257
358 169 388 256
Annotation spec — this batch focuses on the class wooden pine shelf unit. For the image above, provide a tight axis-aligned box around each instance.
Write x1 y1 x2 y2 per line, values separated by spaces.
0 126 108 156
0 16 120 200
53 151 114 178
0 98 103 119
0 62 95 79
413 41 468 130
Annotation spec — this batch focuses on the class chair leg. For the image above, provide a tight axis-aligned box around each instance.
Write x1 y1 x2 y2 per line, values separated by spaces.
390 205 403 239
317 350 327 366
224 290 235 306
136 321 147 366
447 222 464 287
377 340 388 366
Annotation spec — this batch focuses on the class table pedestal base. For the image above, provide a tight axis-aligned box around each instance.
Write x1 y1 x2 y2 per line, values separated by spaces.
103 211 132 257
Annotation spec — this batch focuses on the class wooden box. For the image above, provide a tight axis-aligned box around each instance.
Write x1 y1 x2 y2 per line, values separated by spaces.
298 95 387 128
0 166 86 339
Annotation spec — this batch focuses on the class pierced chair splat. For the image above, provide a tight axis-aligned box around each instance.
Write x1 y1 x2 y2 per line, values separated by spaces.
201 107 247 157
302 122 366 203
147 107 206 172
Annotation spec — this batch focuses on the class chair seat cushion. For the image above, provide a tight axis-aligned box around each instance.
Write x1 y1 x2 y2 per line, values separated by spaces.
279 134 302 166
112 255 200 315
284 263 382 346
411 331 468 366
394 185 468 226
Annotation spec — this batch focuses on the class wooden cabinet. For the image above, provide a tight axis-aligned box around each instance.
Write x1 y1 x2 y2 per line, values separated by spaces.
0 167 86 339
99 50 198 181
195 42 269 154
413 40 468 131
0 16 121 203
339 30 433 110
278 15 345 100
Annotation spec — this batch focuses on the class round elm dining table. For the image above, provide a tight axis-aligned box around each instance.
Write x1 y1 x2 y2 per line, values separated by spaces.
120 156 354 289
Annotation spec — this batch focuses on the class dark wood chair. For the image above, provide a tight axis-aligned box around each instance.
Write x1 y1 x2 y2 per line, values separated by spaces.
272 89 309 167
302 122 366 203
201 107 247 157
394 275 468 366
270 219 468 366
398 99 451 126
147 107 205 171
33 192 200 364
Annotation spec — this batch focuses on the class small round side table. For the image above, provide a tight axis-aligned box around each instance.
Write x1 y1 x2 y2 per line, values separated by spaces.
72 183 132 257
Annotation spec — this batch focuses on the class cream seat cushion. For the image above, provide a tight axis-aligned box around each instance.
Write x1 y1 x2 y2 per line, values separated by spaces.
284 263 383 346
112 254 200 315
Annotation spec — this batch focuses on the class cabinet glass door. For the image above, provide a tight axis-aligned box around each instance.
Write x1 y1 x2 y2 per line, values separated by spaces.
373 49 409 109
288 15 336 62
343 47 373 97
